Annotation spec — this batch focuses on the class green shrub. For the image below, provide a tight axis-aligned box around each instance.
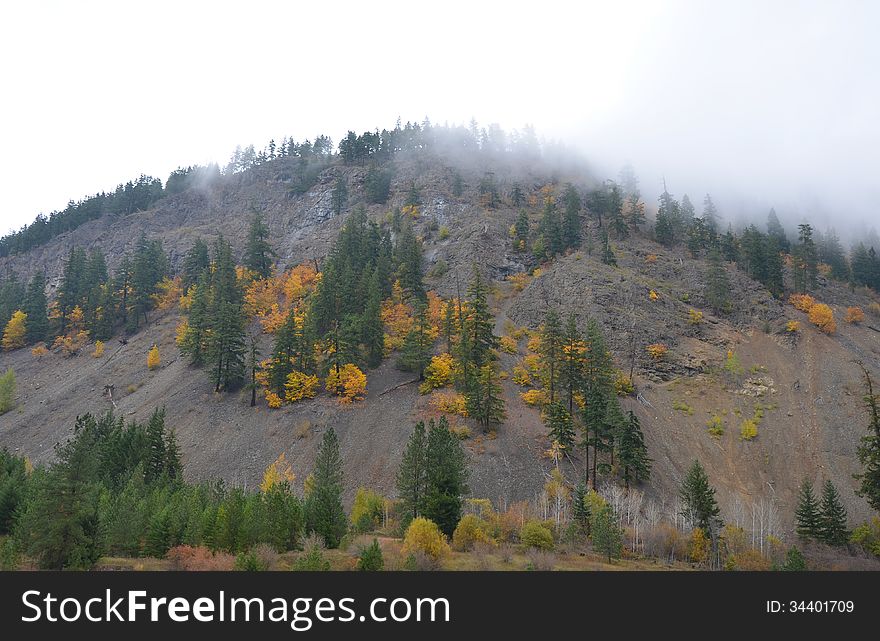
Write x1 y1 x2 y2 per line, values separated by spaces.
357 538 384 571
519 520 554 550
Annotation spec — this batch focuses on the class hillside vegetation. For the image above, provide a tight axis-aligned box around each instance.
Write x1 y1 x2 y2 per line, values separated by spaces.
1 121 880 570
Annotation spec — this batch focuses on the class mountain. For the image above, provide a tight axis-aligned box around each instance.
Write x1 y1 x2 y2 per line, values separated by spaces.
2 125 879 543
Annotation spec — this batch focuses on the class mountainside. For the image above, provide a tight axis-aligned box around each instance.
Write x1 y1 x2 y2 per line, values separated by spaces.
2 142 879 540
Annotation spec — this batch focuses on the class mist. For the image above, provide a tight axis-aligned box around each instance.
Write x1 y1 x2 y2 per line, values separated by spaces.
2 1 878 246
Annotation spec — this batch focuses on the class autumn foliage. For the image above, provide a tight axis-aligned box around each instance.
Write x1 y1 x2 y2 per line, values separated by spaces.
402 517 449 560
845 306 865 324
646 343 668 359
325 363 367 403
284 370 320 403
2 310 27 350
420 353 455 394
807 303 836 334
147 345 161 370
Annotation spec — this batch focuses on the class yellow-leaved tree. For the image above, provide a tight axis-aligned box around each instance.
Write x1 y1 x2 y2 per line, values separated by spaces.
285 370 320 403
325 363 367 403
402 517 449 560
147 345 161 370
92 340 105 358
260 452 296 493
2 310 27 350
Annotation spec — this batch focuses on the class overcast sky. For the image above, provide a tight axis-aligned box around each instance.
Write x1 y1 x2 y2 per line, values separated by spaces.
2 1 878 238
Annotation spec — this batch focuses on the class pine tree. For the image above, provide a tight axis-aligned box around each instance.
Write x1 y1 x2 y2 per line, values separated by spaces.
539 310 563 403
207 237 246 392
305 427 347 548
765 235 785 298
795 480 821 540
24 272 49 344
179 276 211 365
626 193 646 230
793 223 818 294
394 223 426 301
617 410 651 489
705 249 731 314
818 479 848 546
680 460 721 533
767 208 789 252
559 314 586 415
182 238 209 290
562 184 582 249
397 421 428 522
362 269 384 368
460 266 498 369
424 416 469 537
465 364 506 429
144 408 167 484
130 235 168 331
580 318 615 487
592 504 623 562
331 177 348 216
398 300 432 378
544 401 576 451
245 210 275 279
855 364 880 512
540 199 563 256
572 483 590 533
245 334 260 407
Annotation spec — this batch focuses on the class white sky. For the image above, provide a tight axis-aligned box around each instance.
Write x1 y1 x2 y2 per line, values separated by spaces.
2 0 878 237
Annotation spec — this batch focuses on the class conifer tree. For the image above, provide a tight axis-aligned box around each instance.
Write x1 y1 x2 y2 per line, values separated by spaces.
394 222 426 301
626 193 646 230
460 266 498 369
767 208 789 252
705 249 731 314
397 421 428 522
793 223 818 294
592 504 623 562
818 479 848 546
465 364 506 429
572 482 590 533
207 237 246 392
24 272 49 344
398 300 432 379
765 235 785 298
305 427 347 548
424 417 469 537
679 460 720 533
246 334 261 407
539 310 563 403
544 401 576 451
182 238 210 290
559 314 586 415
580 319 615 487
562 184 582 249
854 364 880 512
795 479 821 540
540 199 563 256
617 410 651 489
245 210 275 279
361 269 385 368
331 177 348 216
144 408 167 484
179 276 211 365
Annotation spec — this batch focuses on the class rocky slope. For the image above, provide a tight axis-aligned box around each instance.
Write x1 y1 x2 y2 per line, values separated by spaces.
1 151 879 535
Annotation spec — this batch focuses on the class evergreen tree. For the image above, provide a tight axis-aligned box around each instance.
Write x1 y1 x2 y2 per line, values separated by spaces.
818 479 848 546
396 421 428 522
617 410 651 489
540 198 563 256
58 247 87 332
679 460 721 533
626 193 646 230
655 186 679 245
592 504 623 562
394 222 426 301
705 249 731 314
721 226 739 263
245 334 261 407
580 319 615 487
465 364 506 429
855 365 880 513
305 427 347 548
24 272 48 344
398 300 432 379
179 276 211 365
544 401 576 451
144 408 167 484
539 309 563 403
572 482 590 533
129 235 168 332
794 479 821 540
559 314 586 415
767 208 789 252
113 255 134 333
793 223 818 294
765 235 785 298
182 238 210 290
423 417 469 537
331 177 348 216
702 194 719 238
17 415 103 569
562 184 582 249
361 269 385 368
207 237 246 392
460 266 498 369
245 210 275 279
